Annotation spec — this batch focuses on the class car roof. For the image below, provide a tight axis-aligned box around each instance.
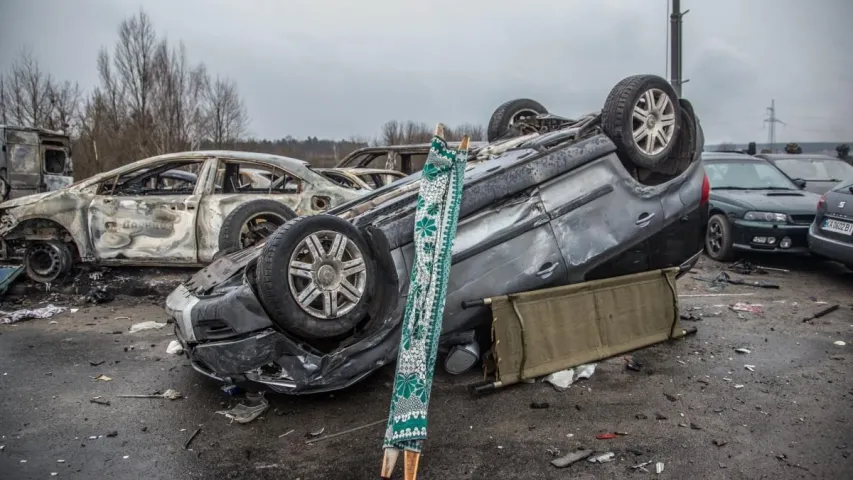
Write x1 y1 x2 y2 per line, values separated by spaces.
701 152 766 163
758 153 841 161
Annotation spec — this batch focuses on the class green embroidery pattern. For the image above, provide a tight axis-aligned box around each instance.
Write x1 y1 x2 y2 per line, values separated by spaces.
383 135 467 453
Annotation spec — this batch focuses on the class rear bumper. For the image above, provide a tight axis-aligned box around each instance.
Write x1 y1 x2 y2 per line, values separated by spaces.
808 222 853 265
731 220 810 254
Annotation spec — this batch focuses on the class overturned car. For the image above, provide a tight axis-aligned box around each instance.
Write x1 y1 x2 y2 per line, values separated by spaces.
166 74 710 394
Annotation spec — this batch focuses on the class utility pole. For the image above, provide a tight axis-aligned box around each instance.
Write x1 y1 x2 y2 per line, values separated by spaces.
669 0 689 97
763 99 786 152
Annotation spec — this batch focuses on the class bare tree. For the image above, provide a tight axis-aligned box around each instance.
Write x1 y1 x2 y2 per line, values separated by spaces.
1 48 54 128
0 77 7 125
113 9 158 155
204 75 248 148
45 80 82 134
149 41 208 154
446 123 485 142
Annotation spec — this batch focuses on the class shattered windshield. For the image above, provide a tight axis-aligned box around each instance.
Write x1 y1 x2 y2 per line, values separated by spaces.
705 161 798 190
773 157 853 182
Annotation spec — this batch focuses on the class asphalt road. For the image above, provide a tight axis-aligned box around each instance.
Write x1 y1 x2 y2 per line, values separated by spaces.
1 255 852 479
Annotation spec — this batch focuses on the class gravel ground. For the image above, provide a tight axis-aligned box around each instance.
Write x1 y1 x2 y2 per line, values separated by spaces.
1 254 852 479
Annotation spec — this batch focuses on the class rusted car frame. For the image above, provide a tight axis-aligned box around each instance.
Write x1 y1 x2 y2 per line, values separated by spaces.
0 150 363 281
316 167 406 191
1 125 74 200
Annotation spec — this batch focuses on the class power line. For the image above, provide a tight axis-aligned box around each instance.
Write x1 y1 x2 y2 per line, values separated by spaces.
763 99 786 150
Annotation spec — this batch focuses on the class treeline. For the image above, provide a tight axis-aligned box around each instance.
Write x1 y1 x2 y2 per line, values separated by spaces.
0 9 485 177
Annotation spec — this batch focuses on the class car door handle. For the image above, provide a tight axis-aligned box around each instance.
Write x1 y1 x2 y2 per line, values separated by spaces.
536 262 558 278
636 212 655 226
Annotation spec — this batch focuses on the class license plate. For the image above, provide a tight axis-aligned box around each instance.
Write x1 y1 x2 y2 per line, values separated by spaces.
822 218 853 235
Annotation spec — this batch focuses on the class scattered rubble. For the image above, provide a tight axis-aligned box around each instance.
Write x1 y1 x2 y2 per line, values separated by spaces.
216 393 268 424
1 304 65 324
551 449 593 468
128 321 167 333
166 340 183 355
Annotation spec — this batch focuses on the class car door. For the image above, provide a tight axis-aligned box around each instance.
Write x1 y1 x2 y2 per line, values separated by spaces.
647 165 707 270
87 157 211 264
537 152 663 281
398 187 566 334
195 158 306 262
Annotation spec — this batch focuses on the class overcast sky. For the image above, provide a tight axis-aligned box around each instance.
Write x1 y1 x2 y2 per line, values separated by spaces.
2 0 851 144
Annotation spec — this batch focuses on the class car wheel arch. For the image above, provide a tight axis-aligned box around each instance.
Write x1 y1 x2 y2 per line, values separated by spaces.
5 217 85 259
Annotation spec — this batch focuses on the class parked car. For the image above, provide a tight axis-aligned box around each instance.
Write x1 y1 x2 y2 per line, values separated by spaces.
808 179 853 270
317 167 406 191
702 152 822 261
165 74 710 395
756 153 853 194
0 151 365 283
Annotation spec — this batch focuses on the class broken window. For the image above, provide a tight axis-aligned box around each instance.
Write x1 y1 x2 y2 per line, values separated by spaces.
213 161 301 194
99 159 204 196
43 149 67 175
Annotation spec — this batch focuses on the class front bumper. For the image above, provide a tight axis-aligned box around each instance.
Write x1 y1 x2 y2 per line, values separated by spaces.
731 220 809 254
166 281 403 395
808 222 853 266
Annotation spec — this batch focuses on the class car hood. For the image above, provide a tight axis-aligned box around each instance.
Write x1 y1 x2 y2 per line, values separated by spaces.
0 191 58 209
711 189 820 215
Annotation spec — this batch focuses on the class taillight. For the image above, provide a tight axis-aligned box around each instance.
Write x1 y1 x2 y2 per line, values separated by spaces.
817 194 826 210
700 173 710 205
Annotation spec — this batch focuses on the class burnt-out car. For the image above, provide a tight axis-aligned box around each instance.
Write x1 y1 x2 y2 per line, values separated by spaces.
0 151 364 282
166 74 709 394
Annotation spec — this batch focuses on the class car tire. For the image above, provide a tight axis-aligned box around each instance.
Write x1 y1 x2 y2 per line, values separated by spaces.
217 200 296 253
602 74 682 170
486 98 548 142
254 215 376 340
705 214 734 261
24 240 73 283
648 99 697 176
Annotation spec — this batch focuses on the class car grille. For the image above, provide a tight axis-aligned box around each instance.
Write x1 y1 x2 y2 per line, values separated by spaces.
790 214 815 225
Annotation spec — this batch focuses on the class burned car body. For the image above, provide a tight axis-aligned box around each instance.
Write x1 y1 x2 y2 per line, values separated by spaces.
317 167 406 191
0 125 73 201
0 150 364 282
167 75 710 395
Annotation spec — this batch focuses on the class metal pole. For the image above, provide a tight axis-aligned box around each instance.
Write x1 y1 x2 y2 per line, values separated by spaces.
670 0 682 97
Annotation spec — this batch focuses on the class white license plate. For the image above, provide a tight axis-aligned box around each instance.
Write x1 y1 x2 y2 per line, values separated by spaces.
822 218 853 235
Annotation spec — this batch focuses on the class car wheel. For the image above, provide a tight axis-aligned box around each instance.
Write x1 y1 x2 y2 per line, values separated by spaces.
705 214 734 261
217 199 296 253
486 98 548 142
647 99 697 176
254 215 376 340
24 240 73 283
602 74 682 170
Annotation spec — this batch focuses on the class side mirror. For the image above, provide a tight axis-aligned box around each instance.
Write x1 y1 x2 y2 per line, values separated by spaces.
793 178 807 189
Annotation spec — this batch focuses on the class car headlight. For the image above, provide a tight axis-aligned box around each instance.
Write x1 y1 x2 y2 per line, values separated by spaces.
743 211 787 222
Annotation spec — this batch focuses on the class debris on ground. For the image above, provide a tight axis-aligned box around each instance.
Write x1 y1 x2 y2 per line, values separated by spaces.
664 393 678 402
595 432 628 440
216 393 268 424
306 427 325 438
221 385 243 396
92 374 112 382
278 430 294 438
834 341 846 346
530 402 550 409
304 419 385 445
1 304 66 324
656 461 665 474
730 302 763 314
551 449 593 468
166 340 183 355
702 271 781 289
734 348 751 354
713 439 728 447
128 321 167 333
588 452 615 463
801 304 840 323
90 398 111 406
630 460 655 472
184 427 202 449
542 363 597 391
84 286 114 304
624 356 643 371
117 389 182 400
728 259 788 275
89 360 105 367
745 365 756 372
